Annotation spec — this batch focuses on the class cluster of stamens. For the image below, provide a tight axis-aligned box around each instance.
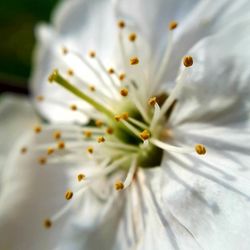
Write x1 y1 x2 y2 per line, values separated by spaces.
26 19 207 229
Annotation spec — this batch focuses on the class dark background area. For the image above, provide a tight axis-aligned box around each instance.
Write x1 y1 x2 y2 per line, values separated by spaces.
0 0 58 94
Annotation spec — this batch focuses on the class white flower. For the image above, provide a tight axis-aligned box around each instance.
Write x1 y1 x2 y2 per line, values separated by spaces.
1 0 250 250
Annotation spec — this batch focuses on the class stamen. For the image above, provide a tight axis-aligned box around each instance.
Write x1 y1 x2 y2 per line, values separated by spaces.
88 85 96 92
183 55 193 67
20 147 27 154
57 141 65 150
77 174 86 182
36 95 44 102
148 96 157 106
88 50 96 58
38 156 47 165
128 32 137 42
65 190 73 200
123 157 137 189
70 104 77 111
87 146 94 154
108 68 115 74
47 147 55 155
97 136 105 143
53 131 62 140
95 120 103 127
117 20 126 29
34 125 42 134
106 127 114 135
139 130 150 141
62 47 68 55
83 130 92 138
120 88 128 97
44 219 52 229
114 181 124 190
195 144 206 155
67 68 74 76
115 112 129 121
119 73 126 81
168 21 178 30
130 56 139 65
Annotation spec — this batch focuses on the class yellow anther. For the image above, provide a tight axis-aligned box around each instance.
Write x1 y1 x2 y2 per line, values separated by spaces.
183 55 193 67
130 56 139 65
38 156 47 165
114 181 124 190
34 125 42 134
48 69 59 83
77 173 86 182
65 190 73 200
57 141 65 150
115 115 122 121
108 68 115 74
36 95 44 102
117 20 125 29
148 96 157 106
20 147 27 154
44 219 52 229
115 112 129 121
62 47 68 55
140 130 150 141
169 21 178 30
70 104 77 111
120 88 128 97
67 68 74 76
97 136 105 143
88 85 96 92
119 73 126 81
89 50 96 58
87 146 94 154
106 127 114 135
195 144 206 155
53 131 61 140
95 120 103 127
128 32 137 42
84 130 92 138
47 147 55 155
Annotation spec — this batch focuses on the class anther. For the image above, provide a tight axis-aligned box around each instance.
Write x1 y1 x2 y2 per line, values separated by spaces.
48 69 59 83
67 68 74 76
89 50 96 58
108 68 115 74
65 190 73 200
77 173 86 182
115 112 129 121
169 21 178 30
47 147 55 155
117 20 125 29
84 130 92 138
70 104 77 111
183 56 193 67
195 144 206 155
38 156 47 165
87 146 94 154
88 85 96 92
148 96 157 106
140 130 150 140
119 73 126 81
114 181 124 190
95 120 103 127
97 136 105 143
44 219 52 229
36 95 44 102
53 131 61 140
20 147 27 154
57 141 65 150
34 125 42 134
128 32 137 42
62 47 68 55
130 56 139 65
106 127 114 135
120 88 128 97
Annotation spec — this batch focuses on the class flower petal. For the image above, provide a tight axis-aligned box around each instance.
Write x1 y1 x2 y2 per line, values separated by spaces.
160 153 250 250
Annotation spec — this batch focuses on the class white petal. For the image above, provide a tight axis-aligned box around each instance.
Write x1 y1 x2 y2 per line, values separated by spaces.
160 153 250 250
170 17 250 127
0 94 37 170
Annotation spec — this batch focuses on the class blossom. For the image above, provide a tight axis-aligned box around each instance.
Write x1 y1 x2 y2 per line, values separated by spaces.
1 0 250 249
